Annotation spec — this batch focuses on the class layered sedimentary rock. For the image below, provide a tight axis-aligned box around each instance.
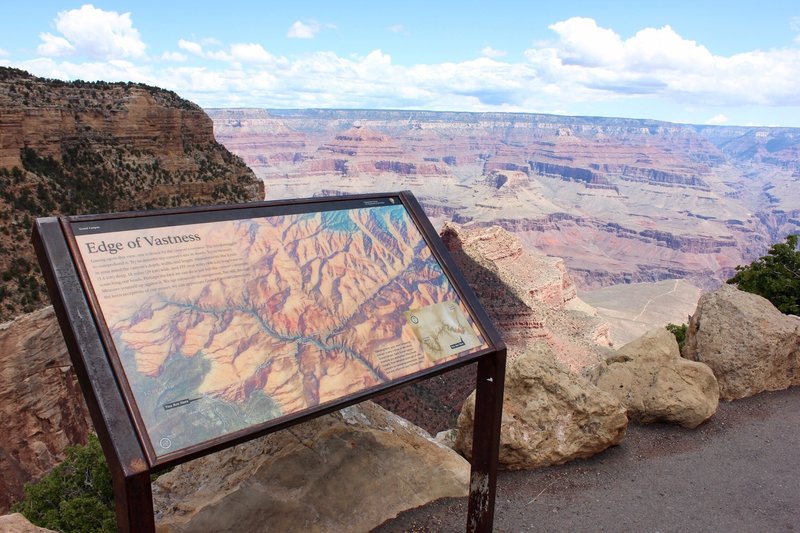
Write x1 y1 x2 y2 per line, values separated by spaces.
0 68 264 511
0 69 262 181
152 401 469 533
0 67 263 321
440 223 609 370
210 108 800 290
0 307 91 513
456 344 627 469
374 222 612 433
593 328 719 428
684 285 800 400
316 126 447 177
442 225 631 468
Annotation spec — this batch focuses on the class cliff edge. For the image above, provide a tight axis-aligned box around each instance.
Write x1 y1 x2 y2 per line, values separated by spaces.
0 67 264 321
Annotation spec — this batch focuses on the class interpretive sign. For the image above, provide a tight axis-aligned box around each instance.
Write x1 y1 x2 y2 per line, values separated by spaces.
33 191 505 533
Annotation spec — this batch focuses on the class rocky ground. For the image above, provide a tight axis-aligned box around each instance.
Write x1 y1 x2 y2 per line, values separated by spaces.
374 386 800 532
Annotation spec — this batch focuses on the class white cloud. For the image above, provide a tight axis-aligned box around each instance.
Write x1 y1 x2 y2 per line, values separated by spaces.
178 39 203 56
548 17 624 67
14 15 800 124
287 21 320 39
37 4 145 60
160 51 187 62
37 33 75 57
229 43 274 63
705 114 728 125
195 43 282 66
481 46 507 58
624 25 713 71
526 17 800 107
201 37 222 47
0 48 8 57
387 24 407 34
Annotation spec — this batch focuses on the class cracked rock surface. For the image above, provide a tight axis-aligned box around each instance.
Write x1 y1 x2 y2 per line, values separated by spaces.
592 328 719 428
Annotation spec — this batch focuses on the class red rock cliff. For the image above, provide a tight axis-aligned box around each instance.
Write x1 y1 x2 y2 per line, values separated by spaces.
0 67 264 321
0 307 91 513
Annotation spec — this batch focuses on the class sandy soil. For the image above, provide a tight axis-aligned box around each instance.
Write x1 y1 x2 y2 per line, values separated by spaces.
373 386 800 532
579 279 701 347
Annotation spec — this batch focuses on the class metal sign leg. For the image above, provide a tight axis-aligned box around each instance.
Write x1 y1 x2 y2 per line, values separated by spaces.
466 350 506 532
113 468 155 533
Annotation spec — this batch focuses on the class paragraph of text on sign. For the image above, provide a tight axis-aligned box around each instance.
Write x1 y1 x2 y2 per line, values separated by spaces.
85 242 249 299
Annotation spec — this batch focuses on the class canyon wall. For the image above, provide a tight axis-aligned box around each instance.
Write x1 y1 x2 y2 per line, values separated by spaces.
210 108 800 290
0 68 264 321
0 307 91 513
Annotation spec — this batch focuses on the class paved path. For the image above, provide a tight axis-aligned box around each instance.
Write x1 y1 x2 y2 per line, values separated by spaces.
374 386 800 532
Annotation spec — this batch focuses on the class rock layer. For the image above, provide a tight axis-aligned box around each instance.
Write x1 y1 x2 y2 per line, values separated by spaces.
0 67 263 320
593 328 719 428
375 224 612 434
0 67 264 510
152 401 469 533
0 307 91 513
210 108 800 291
455 344 627 469
684 285 800 400
441 222 610 370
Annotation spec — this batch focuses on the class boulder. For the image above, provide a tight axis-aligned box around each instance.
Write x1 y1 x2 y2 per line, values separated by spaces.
0 307 91 513
0 513 55 533
153 401 469 533
684 285 800 400
455 344 627 469
593 328 719 428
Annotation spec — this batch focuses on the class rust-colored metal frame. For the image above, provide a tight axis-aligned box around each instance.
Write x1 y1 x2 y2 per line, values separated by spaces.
33 191 506 532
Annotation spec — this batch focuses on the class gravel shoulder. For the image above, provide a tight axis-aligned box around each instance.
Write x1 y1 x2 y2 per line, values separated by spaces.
374 386 800 532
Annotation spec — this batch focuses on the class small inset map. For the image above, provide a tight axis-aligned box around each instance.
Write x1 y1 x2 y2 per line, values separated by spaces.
405 301 483 361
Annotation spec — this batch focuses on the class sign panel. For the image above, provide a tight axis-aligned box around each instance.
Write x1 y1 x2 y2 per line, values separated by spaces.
65 195 488 462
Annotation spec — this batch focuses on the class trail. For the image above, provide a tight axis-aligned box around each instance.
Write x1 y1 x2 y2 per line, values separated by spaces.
631 279 681 323
374 387 800 533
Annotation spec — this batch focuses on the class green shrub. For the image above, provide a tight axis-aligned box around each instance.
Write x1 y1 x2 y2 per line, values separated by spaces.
665 323 687 351
12 434 116 533
727 234 799 315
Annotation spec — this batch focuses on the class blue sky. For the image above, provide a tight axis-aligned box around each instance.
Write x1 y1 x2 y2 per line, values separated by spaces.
2 1 800 126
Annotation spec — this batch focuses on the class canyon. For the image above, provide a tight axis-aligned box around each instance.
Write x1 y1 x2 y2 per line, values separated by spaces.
210 109 800 291
2 69 798 525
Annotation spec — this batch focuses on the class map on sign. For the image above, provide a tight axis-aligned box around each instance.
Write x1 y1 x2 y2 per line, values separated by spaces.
70 199 486 457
